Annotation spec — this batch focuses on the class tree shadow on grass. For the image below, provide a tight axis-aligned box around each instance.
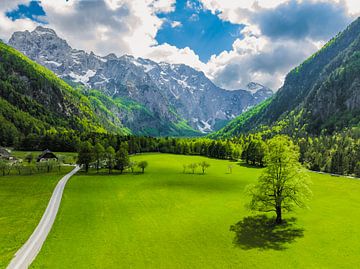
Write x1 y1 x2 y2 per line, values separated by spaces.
230 215 304 250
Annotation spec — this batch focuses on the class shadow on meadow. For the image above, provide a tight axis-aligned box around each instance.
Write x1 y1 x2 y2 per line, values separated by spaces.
230 215 304 250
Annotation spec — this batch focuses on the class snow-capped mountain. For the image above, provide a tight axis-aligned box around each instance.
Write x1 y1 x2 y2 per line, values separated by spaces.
9 26 273 134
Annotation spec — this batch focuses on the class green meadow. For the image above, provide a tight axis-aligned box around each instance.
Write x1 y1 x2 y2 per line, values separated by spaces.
27 153 360 268
0 167 72 268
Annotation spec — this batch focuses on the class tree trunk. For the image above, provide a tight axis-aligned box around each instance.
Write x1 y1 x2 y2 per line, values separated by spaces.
276 206 282 224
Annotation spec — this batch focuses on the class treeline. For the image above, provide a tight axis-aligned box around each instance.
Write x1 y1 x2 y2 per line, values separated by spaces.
5 127 360 178
15 132 242 160
230 129 360 177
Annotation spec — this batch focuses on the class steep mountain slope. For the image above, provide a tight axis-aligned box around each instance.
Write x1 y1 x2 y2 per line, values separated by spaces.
9 26 272 134
0 41 132 145
213 17 360 138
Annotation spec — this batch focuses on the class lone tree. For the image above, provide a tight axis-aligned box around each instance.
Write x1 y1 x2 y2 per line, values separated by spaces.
199 161 210 174
138 161 148 173
77 141 94 173
247 135 311 224
228 164 233 174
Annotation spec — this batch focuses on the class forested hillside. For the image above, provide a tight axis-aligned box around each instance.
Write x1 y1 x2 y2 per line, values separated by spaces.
0 42 131 146
213 17 360 138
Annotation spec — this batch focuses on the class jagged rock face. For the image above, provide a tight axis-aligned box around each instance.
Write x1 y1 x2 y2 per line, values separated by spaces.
9 26 273 133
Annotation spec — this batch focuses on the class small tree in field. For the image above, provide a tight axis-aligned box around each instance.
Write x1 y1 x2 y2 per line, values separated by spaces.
247 136 311 224
228 165 233 174
129 161 137 173
138 161 148 173
199 161 210 174
188 163 198 174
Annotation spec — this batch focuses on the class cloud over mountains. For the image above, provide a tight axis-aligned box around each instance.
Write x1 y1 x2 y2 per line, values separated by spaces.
0 0 358 90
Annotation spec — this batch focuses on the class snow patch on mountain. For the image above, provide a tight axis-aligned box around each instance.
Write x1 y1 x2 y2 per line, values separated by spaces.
69 70 96 85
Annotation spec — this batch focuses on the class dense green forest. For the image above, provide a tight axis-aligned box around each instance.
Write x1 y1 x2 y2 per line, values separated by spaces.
0 41 132 146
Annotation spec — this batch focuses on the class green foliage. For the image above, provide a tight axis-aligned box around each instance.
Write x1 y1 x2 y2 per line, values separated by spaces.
198 161 210 174
0 41 130 147
105 146 116 174
137 161 148 173
77 142 94 173
93 143 105 172
188 163 198 174
247 136 312 224
116 142 130 173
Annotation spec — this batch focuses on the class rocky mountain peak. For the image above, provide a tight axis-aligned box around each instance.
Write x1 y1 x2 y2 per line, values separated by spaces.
8 26 273 134
33 25 57 36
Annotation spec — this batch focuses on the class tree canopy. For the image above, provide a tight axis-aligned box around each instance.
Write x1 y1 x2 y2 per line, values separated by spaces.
247 135 312 224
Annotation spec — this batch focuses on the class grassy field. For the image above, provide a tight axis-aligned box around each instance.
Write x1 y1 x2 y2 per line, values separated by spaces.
0 167 73 268
29 153 360 268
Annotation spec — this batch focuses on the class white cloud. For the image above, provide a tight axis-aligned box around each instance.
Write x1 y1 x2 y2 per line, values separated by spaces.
197 0 355 90
199 0 360 23
1 0 358 92
146 0 176 13
0 1 39 42
145 43 207 71
171 20 182 28
206 26 318 89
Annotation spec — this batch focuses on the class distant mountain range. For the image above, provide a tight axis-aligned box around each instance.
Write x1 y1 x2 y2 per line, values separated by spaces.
8 26 272 135
212 17 360 138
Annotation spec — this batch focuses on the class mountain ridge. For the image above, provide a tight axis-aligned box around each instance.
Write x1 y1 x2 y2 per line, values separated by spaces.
9 26 273 134
212 17 360 138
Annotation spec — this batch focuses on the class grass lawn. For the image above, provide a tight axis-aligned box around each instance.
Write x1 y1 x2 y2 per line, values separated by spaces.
0 167 73 268
31 153 360 268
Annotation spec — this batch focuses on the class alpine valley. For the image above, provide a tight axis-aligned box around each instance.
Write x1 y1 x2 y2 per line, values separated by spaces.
3 3 360 269
7 26 272 136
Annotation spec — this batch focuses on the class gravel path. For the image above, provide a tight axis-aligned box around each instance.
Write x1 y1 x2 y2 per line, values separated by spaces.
7 165 80 269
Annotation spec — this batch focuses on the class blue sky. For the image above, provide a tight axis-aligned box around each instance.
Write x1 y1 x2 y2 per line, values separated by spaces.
6 0 244 63
1 0 357 90
6 1 46 24
155 0 244 62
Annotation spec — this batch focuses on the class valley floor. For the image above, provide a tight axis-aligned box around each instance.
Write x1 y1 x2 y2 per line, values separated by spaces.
25 153 360 268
